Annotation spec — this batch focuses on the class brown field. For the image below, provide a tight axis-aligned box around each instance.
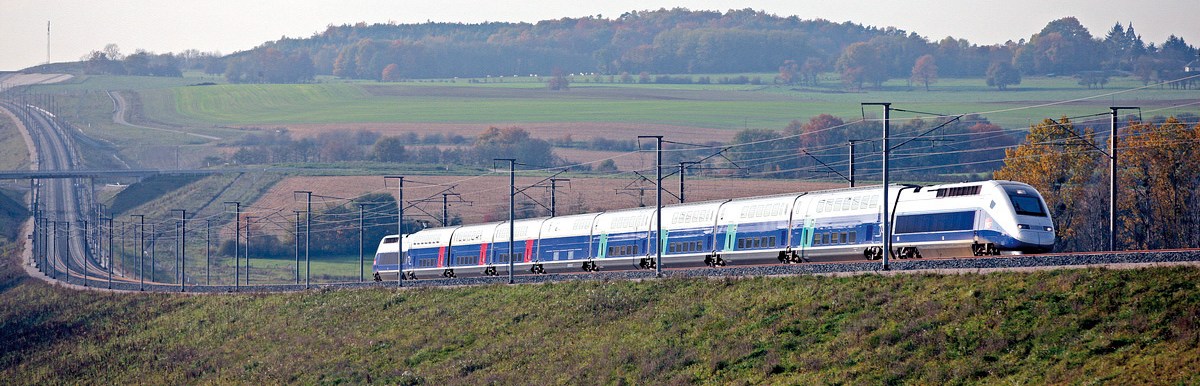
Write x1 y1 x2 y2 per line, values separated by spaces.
276 122 737 143
554 148 650 171
253 175 842 225
401 146 646 172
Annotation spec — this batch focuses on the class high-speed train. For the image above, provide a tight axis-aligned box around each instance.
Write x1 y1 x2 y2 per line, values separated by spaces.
373 180 1054 280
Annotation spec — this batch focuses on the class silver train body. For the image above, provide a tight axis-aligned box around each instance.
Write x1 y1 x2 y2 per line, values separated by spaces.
373 180 1054 280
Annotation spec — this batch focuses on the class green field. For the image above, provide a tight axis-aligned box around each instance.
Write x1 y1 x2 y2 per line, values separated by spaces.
154 75 1200 131
0 111 31 170
15 73 1198 167
2 241 1199 384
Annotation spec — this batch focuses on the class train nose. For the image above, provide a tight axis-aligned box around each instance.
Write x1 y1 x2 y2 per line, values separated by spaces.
1015 224 1054 246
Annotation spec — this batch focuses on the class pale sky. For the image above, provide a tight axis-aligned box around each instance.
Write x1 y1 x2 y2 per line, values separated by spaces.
2 0 1196 72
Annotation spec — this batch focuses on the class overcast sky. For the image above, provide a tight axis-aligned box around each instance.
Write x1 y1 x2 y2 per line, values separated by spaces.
2 0 1196 72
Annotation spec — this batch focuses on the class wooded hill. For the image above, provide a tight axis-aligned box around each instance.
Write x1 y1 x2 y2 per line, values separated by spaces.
205 8 1197 85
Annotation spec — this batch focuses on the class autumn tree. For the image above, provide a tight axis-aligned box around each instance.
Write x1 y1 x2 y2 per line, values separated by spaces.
1116 117 1200 249
994 117 1105 252
547 68 570 90
371 136 407 162
471 127 556 167
986 61 1021 90
381 63 402 81
1013 17 1103 74
910 54 938 91
728 129 788 175
836 42 885 89
777 59 799 85
800 58 824 86
786 114 844 149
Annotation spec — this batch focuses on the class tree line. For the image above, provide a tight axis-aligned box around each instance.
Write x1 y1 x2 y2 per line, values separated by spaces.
54 10 1196 90
220 126 559 169
216 10 1195 87
995 115 1200 252
721 113 1016 180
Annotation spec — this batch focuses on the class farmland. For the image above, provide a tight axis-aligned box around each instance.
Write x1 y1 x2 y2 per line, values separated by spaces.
158 76 1198 136
25 72 1197 149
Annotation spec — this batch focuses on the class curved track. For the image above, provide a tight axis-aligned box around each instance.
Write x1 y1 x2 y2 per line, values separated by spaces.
2 100 137 288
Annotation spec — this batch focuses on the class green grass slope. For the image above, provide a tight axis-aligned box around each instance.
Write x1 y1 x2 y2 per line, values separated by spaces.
0 189 30 242
1 245 1198 384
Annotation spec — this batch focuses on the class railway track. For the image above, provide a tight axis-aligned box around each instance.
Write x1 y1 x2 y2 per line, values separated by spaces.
28 248 1200 294
2 99 140 289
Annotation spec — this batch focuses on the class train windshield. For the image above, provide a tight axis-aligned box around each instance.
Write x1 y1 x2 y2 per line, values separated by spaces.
1005 187 1047 217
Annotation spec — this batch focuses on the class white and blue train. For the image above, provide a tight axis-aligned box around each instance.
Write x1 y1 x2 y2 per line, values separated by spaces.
373 180 1054 280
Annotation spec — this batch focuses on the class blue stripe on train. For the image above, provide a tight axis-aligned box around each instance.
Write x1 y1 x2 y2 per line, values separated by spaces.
536 235 591 261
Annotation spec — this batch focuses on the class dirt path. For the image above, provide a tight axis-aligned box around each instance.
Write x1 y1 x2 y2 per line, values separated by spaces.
108 90 221 141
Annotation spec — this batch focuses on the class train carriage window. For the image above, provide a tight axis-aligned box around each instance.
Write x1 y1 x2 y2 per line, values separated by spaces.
840 233 848 244
769 236 777 247
822 200 833 213
822 234 831 245
895 211 976 234
839 198 851 211
849 231 857 243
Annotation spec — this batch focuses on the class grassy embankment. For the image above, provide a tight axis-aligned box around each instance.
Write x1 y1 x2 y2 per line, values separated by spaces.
2 232 1199 384
103 172 374 284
